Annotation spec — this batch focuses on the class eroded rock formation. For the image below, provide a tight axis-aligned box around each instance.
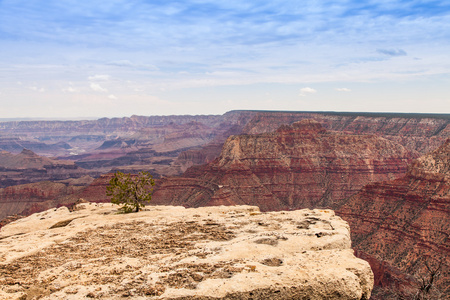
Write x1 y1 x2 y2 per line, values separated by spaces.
0 180 88 222
0 204 373 299
241 112 450 155
336 139 450 298
151 120 414 211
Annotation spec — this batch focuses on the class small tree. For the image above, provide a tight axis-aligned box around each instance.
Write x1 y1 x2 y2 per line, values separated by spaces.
413 259 443 300
106 171 155 213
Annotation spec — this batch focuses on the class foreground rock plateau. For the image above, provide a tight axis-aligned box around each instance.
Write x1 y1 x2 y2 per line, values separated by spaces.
0 203 373 299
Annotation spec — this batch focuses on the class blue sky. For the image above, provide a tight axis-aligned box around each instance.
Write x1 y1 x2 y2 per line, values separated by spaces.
0 0 449 118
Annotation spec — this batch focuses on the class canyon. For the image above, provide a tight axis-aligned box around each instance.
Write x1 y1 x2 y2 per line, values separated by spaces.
1 111 449 181
1 110 449 298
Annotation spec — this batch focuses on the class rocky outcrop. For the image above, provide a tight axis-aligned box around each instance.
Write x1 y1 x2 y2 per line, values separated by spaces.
0 204 373 299
0 149 89 188
336 139 450 298
151 120 414 211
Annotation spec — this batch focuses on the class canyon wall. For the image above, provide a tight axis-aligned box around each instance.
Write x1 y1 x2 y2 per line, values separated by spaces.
336 139 450 298
151 120 414 211
175 111 449 167
242 111 450 155
0 180 85 222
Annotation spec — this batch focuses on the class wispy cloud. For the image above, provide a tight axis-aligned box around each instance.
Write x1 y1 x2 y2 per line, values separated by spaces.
107 60 159 71
377 49 407 57
336 88 351 92
1 1 450 117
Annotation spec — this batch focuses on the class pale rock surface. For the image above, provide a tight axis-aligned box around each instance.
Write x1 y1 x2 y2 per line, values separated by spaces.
0 203 373 299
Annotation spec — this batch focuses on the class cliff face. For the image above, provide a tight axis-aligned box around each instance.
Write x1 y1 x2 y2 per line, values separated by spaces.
242 112 450 155
0 181 85 222
336 139 450 298
0 149 89 188
174 111 449 168
151 120 414 211
0 204 373 299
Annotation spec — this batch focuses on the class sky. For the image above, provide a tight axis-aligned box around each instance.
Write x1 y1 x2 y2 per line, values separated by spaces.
0 0 449 119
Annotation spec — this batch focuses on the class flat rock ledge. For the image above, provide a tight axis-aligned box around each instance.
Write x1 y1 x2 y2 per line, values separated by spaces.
0 203 373 299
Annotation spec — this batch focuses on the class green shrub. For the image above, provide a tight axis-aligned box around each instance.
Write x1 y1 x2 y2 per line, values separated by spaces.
106 171 155 213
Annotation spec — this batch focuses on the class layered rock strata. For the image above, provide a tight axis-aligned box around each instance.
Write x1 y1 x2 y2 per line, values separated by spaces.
336 139 450 298
0 180 87 222
0 203 373 299
241 111 449 155
151 120 414 211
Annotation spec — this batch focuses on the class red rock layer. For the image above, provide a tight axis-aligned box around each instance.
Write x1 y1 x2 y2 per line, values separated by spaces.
77 174 114 203
0 181 83 221
242 112 449 155
151 120 414 211
336 139 450 297
175 111 448 168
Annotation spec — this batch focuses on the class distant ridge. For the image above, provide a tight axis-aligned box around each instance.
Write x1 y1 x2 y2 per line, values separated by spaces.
0 117 99 122
228 110 450 120
2 110 450 123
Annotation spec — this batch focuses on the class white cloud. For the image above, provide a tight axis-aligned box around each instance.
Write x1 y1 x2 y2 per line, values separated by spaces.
90 83 108 92
30 86 45 92
63 86 77 93
108 94 118 100
336 88 351 92
299 87 317 96
88 74 111 81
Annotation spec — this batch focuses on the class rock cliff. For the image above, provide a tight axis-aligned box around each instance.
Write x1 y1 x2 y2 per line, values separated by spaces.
151 120 414 211
335 139 450 298
0 180 88 222
241 111 449 155
0 203 373 299
173 111 449 169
